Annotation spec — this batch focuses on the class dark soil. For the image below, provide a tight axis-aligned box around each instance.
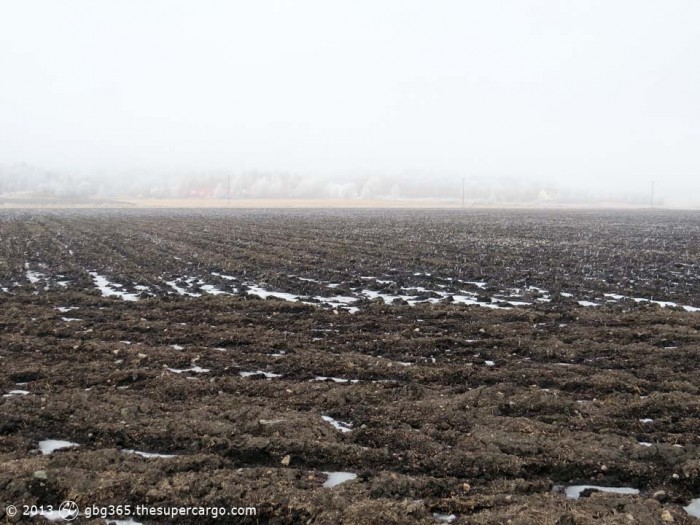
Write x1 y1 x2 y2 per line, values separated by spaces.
0 208 699 524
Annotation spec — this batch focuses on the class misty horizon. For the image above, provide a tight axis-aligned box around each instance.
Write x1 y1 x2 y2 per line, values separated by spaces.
0 163 677 207
1 1 699 207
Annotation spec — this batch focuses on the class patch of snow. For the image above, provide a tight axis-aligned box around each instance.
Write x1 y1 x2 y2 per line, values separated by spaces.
638 442 653 447
240 370 281 379
295 276 322 283
55 306 78 313
171 344 184 350
61 317 82 322
640 418 654 424
200 284 232 295
25 263 45 284
322 415 353 433
453 294 510 309
165 278 202 297
630 297 699 312
312 376 359 384
484 360 495 366
405 286 431 293
578 301 599 307
596 293 699 313
246 285 300 302
560 292 573 297
433 513 457 523
39 439 79 454
90 272 139 301
212 272 237 281
564 485 639 499
3 389 29 397
123 449 176 459
314 294 357 306
322 471 357 488
631 297 673 308
684 499 700 518
166 366 209 374
360 289 407 302
504 300 532 306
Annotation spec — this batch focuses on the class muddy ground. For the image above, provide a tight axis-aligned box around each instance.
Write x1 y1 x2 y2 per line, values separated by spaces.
0 209 699 524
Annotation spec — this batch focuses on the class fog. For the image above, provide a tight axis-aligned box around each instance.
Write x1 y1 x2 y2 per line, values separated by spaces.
1 1 699 207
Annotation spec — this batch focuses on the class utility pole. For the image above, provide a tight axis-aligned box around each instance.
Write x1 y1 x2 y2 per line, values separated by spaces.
650 180 655 208
462 177 465 208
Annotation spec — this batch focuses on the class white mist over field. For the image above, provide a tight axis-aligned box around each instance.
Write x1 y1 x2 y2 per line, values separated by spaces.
1 1 699 207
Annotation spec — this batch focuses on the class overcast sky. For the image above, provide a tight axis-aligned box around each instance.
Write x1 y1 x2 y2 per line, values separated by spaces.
1 1 699 203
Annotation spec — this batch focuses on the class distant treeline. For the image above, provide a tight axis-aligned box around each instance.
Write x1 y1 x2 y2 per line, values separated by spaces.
0 164 651 205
